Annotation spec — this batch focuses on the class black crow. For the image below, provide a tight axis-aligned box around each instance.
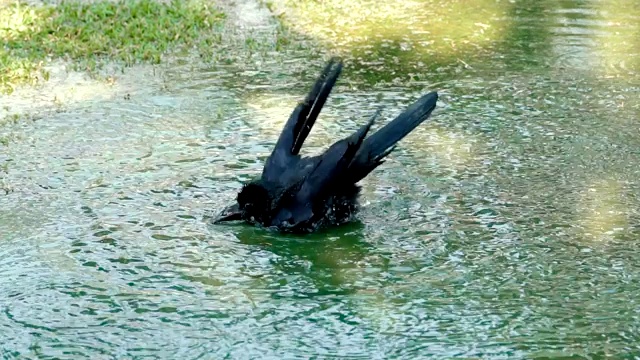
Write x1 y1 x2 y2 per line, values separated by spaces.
214 57 439 233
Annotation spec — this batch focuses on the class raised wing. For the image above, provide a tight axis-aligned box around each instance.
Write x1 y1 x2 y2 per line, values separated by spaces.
261 57 343 184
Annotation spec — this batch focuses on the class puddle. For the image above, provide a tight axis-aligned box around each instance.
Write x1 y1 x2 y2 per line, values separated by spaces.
1 0 640 357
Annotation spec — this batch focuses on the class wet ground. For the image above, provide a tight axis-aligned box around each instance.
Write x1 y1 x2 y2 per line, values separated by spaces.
1 0 640 358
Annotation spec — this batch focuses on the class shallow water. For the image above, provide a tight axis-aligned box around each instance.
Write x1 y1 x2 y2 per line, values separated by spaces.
2 0 640 358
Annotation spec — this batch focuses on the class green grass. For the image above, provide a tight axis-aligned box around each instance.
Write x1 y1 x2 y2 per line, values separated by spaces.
1 0 226 94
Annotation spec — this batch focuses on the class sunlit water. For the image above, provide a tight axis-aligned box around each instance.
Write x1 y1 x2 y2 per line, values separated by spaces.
2 0 640 358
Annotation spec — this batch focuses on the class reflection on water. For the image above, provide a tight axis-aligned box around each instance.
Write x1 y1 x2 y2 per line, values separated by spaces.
2 0 640 357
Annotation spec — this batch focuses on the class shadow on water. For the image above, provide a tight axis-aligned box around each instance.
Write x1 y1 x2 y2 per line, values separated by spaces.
498 0 557 69
2 0 640 357
224 221 371 297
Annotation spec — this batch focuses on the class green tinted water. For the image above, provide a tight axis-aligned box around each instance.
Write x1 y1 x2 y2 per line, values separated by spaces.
1 0 640 358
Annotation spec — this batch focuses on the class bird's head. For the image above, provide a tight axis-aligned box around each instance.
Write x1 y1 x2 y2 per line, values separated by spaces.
213 182 274 225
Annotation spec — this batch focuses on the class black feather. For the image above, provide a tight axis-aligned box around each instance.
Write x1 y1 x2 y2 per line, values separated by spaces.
214 57 439 233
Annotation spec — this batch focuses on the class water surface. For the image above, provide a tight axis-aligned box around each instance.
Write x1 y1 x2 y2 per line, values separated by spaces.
1 0 640 358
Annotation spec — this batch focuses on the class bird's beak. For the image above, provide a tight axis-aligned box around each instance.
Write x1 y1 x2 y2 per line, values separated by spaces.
213 203 242 224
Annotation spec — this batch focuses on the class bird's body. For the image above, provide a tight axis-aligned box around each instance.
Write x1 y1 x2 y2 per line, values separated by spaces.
214 57 439 233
